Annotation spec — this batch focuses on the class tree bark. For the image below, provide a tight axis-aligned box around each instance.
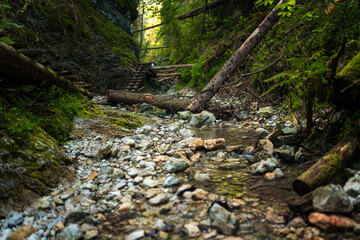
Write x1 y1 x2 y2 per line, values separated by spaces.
293 137 359 196
0 42 90 96
107 90 193 112
187 0 288 112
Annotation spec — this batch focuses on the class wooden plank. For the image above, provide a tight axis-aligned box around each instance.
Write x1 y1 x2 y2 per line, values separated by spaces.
156 73 181 77
151 64 194 70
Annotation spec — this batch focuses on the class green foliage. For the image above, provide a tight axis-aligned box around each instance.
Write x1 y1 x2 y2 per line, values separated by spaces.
0 1 23 29
340 111 360 138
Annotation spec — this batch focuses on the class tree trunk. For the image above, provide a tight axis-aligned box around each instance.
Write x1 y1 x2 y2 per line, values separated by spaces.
293 137 359 196
175 0 226 20
107 90 193 112
0 42 90 97
187 0 288 112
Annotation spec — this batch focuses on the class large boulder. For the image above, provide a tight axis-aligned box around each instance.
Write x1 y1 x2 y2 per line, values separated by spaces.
313 184 353 213
189 111 216 127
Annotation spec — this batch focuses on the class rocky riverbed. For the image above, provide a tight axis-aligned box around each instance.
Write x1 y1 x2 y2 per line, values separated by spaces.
1 101 360 240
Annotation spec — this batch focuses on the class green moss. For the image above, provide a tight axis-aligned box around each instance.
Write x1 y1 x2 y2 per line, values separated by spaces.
336 51 360 81
340 111 360 138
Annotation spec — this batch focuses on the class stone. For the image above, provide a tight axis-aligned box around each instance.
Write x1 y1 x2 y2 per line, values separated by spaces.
126 230 145 240
264 172 276 181
164 176 181 187
188 139 204 149
39 199 52 210
127 168 139 177
354 196 360 211
258 139 274 154
255 128 270 138
252 150 273 163
144 188 162 199
282 127 298 135
189 111 216 127
7 213 24 227
257 107 274 118
136 125 153 134
313 184 353 213
194 173 211 183
176 184 193 195
287 217 307 228
344 171 360 198
142 179 159 188
57 224 82 240
158 144 172 154
230 199 246 208
178 111 192 120
99 165 112 175
191 188 208 200
309 212 357 231
153 155 169 163
272 134 297 147
86 172 98 181
266 121 277 127
123 138 136 147
149 193 169 206
209 203 239 235
204 138 226 151
295 148 307 161
66 210 88 224
274 145 295 161
84 229 98 240
118 202 132 213
184 223 201 238
250 157 279 174
55 221 65 232
179 129 195 137
273 168 284 178
6 226 37 240
163 158 189 173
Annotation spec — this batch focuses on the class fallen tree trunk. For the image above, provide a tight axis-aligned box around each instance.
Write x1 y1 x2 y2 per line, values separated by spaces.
293 137 359 196
0 42 90 97
287 191 314 213
187 0 288 112
141 46 168 50
107 90 193 112
156 73 181 77
175 0 226 20
150 64 194 70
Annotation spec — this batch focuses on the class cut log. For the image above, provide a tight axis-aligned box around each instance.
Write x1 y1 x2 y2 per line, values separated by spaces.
150 64 194 70
287 192 314 213
175 0 226 20
0 42 90 97
293 137 359 196
187 0 288 112
107 90 193 112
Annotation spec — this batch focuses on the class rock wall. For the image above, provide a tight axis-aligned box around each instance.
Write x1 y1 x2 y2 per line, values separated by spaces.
2 0 140 92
